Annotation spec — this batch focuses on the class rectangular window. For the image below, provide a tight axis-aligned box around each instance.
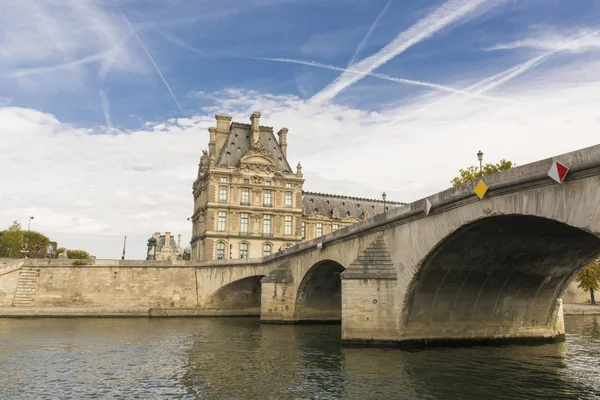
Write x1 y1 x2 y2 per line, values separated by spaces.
332 224 339 232
285 183 292 188
265 181 271 186
240 243 248 259
241 188 250 204
263 215 271 234
216 242 225 259
263 190 272 206
220 177 227 183
302 222 305 239
217 211 226 231
316 223 323 237
219 186 227 202
284 216 293 235
240 213 249 233
285 191 292 207
243 179 249 184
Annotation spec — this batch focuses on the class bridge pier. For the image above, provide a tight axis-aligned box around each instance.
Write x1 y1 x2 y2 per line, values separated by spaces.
260 263 297 323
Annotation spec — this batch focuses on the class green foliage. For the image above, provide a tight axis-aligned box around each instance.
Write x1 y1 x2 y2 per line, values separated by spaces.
0 221 90 260
576 259 600 304
67 249 91 260
451 159 515 187
72 260 87 266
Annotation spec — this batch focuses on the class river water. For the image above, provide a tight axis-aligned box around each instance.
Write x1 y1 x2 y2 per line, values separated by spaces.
0 316 598 399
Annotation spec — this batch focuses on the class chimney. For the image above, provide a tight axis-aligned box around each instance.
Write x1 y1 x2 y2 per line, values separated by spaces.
277 128 288 157
177 234 182 253
250 111 261 146
154 232 160 242
214 114 232 155
208 127 217 157
164 232 172 249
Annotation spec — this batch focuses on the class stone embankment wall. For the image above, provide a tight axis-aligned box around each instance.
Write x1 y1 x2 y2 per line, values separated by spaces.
0 258 266 314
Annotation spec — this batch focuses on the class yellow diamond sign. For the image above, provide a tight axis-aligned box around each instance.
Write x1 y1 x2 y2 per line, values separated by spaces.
474 180 488 199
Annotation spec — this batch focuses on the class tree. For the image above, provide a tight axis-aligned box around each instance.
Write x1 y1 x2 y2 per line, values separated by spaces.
67 249 91 260
451 159 515 187
576 259 600 305
0 221 24 257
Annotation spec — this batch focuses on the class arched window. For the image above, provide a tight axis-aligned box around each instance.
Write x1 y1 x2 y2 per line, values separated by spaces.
263 243 272 257
216 242 225 260
240 242 249 259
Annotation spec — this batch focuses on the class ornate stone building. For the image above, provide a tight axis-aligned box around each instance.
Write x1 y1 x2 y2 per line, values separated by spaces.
190 112 404 261
153 232 183 261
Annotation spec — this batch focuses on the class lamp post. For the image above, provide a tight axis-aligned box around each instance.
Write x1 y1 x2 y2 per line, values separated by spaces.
382 192 387 214
23 216 34 259
477 150 484 174
121 235 127 260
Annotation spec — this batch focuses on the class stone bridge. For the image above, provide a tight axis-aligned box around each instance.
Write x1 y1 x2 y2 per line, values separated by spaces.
2 144 599 345
255 144 600 344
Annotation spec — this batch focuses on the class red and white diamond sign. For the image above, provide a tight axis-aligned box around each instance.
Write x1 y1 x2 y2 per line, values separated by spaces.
548 160 569 183
423 198 432 215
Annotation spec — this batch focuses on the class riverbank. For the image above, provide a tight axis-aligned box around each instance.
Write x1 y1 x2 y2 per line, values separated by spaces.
0 307 260 318
563 303 600 315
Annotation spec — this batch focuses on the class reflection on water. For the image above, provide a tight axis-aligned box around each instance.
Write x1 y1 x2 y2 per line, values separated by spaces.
0 316 598 399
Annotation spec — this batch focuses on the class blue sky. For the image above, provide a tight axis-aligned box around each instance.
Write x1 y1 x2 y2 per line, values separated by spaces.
1 0 599 258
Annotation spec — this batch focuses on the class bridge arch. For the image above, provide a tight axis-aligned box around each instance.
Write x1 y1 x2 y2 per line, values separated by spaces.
400 214 600 341
295 259 345 322
207 275 265 311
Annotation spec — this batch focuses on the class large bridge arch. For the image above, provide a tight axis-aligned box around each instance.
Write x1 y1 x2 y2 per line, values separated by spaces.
206 275 265 311
294 259 345 322
399 214 600 342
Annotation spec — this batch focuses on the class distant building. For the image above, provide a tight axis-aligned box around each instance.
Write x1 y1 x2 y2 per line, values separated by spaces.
153 232 183 261
190 112 404 261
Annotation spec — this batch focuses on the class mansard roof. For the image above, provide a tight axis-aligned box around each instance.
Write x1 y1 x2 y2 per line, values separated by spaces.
156 235 179 252
215 122 293 173
301 191 406 221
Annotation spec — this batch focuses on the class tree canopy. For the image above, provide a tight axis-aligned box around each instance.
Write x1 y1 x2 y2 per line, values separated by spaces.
451 159 515 187
576 259 600 305
0 220 90 260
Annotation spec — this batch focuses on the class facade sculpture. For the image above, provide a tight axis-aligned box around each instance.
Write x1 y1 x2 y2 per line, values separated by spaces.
190 112 404 261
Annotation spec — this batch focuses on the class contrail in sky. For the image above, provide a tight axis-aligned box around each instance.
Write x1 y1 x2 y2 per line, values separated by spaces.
347 0 395 67
259 57 499 101
310 0 498 105
99 90 113 129
113 0 187 117
384 29 600 126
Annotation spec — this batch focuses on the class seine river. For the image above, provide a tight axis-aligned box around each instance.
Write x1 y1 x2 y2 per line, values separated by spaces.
0 316 598 399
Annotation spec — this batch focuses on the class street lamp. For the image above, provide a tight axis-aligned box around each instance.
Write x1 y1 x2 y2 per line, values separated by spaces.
382 192 387 214
22 216 34 259
146 236 157 260
477 150 484 173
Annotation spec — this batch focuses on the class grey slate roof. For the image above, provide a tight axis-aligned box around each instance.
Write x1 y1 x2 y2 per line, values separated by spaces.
216 122 293 173
302 191 406 220
156 235 178 252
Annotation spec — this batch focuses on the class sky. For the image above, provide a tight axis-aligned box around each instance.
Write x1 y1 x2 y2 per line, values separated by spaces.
1 0 599 259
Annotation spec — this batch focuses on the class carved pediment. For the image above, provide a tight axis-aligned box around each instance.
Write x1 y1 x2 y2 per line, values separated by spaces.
341 216 360 224
307 212 330 220
239 146 275 173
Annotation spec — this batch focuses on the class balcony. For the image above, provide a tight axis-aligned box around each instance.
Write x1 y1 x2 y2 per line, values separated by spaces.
240 201 250 206
263 203 273 207
261 233 273 238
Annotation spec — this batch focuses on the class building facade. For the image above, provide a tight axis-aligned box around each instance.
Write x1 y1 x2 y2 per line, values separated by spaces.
190 112 404 261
